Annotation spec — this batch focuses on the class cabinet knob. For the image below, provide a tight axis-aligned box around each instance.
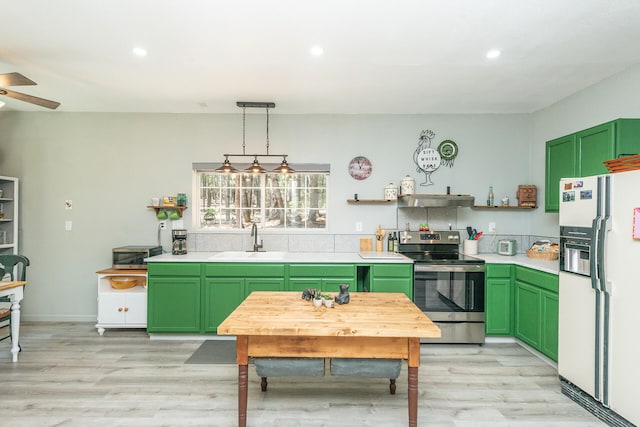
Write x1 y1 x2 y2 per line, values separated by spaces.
124 307 129 312
118 307 123 312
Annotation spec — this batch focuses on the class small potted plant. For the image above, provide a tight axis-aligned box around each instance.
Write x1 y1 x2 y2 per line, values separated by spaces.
313 289 323 307
322 294 334 308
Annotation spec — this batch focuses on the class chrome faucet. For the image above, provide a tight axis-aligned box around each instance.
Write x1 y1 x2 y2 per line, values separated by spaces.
250 223 263 252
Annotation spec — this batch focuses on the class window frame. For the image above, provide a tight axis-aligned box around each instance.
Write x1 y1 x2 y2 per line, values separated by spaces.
192 163 330 233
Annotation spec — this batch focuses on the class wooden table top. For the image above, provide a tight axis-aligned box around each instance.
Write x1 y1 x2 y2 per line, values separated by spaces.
0 280 27 292
217 291 441 339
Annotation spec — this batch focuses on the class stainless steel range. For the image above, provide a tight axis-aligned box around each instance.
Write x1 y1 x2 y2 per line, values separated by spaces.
398 230 485 344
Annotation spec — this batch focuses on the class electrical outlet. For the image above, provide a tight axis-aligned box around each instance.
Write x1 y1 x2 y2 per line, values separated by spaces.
159 221 167 229
355 221 363 232
489 222 496 233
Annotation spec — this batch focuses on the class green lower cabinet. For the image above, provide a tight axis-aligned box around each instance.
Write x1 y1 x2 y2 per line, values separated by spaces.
514 281 541 348
147 263 202 333
541 290 559 361
287 264 356 293
370 264 413 298
202 278 244 333
514 266 559 361
485 264 514 336
245 278 285 295
147 276 201 333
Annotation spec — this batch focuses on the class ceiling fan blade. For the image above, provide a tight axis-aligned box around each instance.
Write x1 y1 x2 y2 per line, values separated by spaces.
0 88 60 109
0 72 37 87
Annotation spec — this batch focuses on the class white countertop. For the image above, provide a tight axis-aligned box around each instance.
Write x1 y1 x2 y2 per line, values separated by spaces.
147 251 413 264
473 253 559 275
147 251 557 274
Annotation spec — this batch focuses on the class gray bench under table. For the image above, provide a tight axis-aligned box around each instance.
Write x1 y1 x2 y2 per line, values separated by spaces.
254 357 403 394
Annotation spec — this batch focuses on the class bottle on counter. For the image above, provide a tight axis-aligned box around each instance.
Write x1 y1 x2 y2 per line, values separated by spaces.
387 232 393 251
487 186 494 207
392 232 398 252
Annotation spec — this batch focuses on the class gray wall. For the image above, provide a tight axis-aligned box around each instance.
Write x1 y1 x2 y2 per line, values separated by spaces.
2 61 640 320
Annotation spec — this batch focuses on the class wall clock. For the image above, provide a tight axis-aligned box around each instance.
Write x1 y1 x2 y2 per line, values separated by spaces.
348 156 372 180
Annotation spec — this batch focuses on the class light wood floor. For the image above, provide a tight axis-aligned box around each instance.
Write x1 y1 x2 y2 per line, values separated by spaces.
1 322 605 426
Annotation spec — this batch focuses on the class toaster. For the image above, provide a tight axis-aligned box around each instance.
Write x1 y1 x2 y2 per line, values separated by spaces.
497 239 517 256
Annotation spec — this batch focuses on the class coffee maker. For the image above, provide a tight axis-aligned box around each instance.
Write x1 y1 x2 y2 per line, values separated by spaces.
172 229 188 255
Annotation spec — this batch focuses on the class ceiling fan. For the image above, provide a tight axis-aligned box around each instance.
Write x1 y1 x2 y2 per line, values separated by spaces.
0 72 60 110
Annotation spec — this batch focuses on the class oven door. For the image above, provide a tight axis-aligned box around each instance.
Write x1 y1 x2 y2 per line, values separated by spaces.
413 263 485 343
413 263 485 322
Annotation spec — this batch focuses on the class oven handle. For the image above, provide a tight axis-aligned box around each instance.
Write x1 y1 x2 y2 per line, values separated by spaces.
414 264 485 273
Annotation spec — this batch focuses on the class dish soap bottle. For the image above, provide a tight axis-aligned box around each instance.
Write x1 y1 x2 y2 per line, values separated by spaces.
487 186 494 207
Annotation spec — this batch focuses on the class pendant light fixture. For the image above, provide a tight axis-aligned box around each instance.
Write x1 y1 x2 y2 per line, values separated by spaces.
216 101 294 174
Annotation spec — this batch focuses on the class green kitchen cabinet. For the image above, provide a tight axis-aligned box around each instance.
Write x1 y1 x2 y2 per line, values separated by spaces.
203 263 286 332
370 264 413 298
514 281 541 348
541 290 559 361
577 122 615 177
545 134 577 212
202 278 245 333
545 118 640 212
485 264 513 336
287 264 356 293
147 263 202 333
513 266 559 361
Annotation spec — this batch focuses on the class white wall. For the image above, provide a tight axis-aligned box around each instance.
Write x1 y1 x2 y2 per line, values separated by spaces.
530 63 640 236
0 111 536 320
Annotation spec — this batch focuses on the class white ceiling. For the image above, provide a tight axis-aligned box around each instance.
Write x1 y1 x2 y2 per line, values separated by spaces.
1 0 640 114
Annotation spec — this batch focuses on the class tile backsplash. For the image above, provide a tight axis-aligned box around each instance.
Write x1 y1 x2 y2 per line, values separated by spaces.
188 231 557 254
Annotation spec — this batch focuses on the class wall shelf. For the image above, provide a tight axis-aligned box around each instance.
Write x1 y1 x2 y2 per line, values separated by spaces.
347 199 396 204
472 205 537 210
147 205 188 217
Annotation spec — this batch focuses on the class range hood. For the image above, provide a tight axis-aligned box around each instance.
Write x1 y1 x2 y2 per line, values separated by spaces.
397 194 475 208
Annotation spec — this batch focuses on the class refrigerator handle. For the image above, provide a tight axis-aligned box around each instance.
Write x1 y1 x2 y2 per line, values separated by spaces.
598 175 611 294
590 217 600 291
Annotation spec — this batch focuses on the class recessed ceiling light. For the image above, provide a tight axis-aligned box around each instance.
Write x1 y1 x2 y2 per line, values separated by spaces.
133 47 148 57
486 49 501 59
310 45 324 56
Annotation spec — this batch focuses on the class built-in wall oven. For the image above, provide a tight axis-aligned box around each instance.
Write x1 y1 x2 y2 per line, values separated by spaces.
399 230 485 344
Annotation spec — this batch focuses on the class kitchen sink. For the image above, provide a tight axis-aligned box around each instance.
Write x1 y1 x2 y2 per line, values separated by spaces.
209 251 287 260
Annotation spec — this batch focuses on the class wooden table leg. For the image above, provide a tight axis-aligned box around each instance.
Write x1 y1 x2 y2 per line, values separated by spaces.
408 366 418 427
407 337 421 427
237 336 249 427
238 364 248 427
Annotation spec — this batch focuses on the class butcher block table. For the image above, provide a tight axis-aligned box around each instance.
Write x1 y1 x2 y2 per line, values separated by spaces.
217 291 441 427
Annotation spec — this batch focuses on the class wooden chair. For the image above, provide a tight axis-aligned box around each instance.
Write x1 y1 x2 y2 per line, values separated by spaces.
0 254 30 344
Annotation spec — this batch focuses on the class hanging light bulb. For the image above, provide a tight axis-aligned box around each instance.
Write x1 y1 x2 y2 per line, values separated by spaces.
272 157 296 174
215 156 238 173
244 156 267 174
217 102 294 174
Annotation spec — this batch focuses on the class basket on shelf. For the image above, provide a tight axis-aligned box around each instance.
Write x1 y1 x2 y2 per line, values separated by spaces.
604 154 640 173
526 250 559 260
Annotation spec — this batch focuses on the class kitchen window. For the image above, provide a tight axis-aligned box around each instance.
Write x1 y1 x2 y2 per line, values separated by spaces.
193 163 329 231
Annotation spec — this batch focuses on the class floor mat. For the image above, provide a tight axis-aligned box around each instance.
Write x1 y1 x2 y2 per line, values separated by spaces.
184 339 238 364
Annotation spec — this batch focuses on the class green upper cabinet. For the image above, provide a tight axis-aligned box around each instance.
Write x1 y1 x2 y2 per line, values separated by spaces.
545 134 577 213
545 118 640 212
577 122 615 177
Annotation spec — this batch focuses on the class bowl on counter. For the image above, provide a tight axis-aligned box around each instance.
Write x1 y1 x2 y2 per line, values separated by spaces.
110 276 139 290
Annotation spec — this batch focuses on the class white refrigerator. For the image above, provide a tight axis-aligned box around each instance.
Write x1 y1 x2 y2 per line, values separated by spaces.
559 169 640 426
